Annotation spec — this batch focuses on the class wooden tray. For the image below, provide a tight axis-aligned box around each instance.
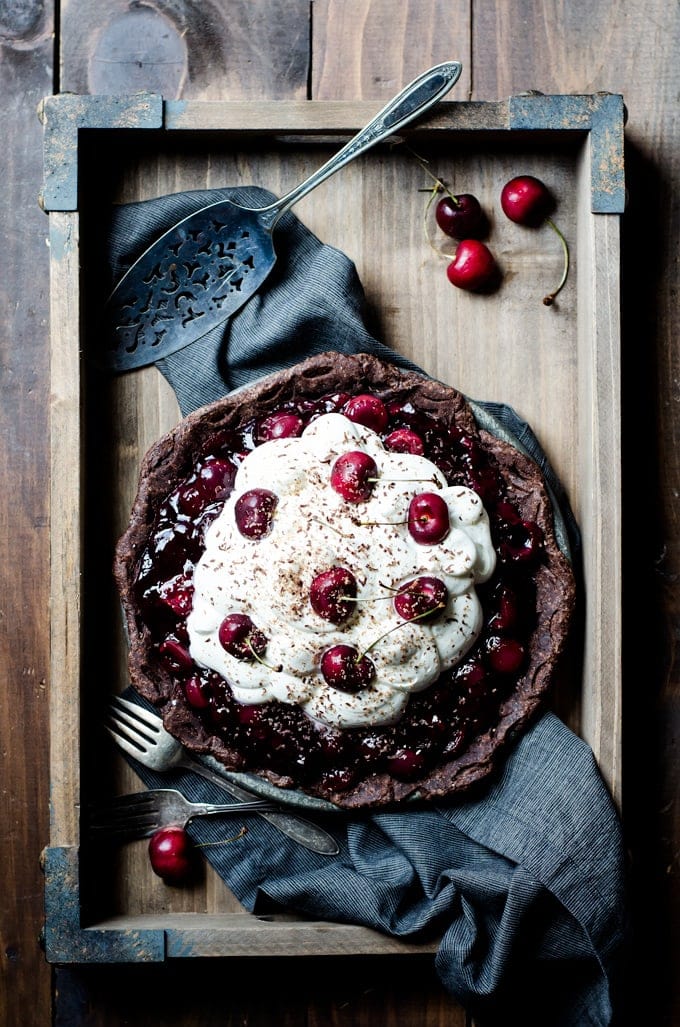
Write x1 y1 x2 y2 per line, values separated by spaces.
41 92 624 963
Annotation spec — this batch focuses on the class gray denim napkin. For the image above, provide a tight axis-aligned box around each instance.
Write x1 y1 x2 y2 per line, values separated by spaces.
104 188 624 1026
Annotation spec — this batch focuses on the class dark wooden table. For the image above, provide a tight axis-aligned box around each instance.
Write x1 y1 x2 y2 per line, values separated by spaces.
2 2 677 1024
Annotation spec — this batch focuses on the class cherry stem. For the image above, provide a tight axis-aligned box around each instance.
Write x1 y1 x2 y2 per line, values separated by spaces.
358 602 446 659
247 637 282 673
196 826 248 848
344 582 439 604
400 143 459 205
367 476 442 487
358 519 407 527
310 516 351 539
542 218 570 306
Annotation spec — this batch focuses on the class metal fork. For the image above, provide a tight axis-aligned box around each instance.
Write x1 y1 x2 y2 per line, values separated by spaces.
105 694 340 855
89 788 275 841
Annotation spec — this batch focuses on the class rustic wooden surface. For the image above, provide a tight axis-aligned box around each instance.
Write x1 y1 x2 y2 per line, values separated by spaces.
1 1 678 1024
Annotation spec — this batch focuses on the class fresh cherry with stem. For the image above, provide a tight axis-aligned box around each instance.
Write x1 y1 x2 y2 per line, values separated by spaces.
148 826 195 885
406 144 487 240
500 175 570 306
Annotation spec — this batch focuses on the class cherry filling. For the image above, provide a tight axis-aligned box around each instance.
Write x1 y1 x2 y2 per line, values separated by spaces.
133 391 545 792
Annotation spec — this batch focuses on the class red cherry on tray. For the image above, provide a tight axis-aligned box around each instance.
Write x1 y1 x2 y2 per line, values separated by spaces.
446 239 498 292
148 826 194 885
500 174 570 306
435 193 486 240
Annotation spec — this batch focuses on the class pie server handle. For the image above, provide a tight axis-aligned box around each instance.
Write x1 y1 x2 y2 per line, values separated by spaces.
181 756 340 856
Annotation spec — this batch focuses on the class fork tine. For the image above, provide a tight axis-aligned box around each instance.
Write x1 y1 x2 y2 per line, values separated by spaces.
107 707 155 749
91 791 157 813
108 706 158 745
89 820 158 840
110 694 163 731
88 793 160 836
105 723 150 761
108 701 158 739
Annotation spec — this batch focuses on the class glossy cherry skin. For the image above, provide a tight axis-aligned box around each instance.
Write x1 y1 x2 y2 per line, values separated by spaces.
175 457 235 518
408 492 450 544
330 451 377 503
394 576 448 622
386 747 426 779
320 644 375 693
446 239 498 292
500 175 555 227
486 636 526 674
234 488 278 539
257 412 304 442
218 613 267 661
435 193 485 240
342 394 388 433
384 428 424 455
184 674 211 709
148 826 194 885
310 567 357 623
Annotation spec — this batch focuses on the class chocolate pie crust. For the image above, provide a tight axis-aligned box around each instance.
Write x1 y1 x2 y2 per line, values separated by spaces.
115 351 576 808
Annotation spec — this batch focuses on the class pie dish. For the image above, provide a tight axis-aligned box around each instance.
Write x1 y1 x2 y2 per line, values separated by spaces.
114 351 576 808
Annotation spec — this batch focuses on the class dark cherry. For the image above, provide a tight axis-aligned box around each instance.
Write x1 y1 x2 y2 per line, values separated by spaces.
184 674 210 709
158 637 193 674
310 567 357 624
408 492 450 544
342 394 388 433
498 517 543 563
234 488 278 539
356 731 392 766
486 636 526 674
386 747 425 780
446 239 498 292
435 193 485 240
455 658 486 691
320 644 375 693
318 767 359 792
330 451 377 503
394 576 448 622
175 457 235 518
442 727 467 757
384 427 424 455
500 175 555 227
148 521 201 575
156 572 194 618
489 584 519 632
218 613 267 662
148 826 195 885
257 412 304 442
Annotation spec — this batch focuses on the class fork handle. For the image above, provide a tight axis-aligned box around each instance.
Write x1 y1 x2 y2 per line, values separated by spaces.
190 799 275 815
180 757 340 856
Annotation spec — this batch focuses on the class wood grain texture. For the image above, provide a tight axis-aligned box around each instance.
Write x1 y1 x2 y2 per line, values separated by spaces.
59 0 310 100
5 0 674 1025
0 1 55 1023
311 0 472 101
48 101 614 1026
474 2 680 1021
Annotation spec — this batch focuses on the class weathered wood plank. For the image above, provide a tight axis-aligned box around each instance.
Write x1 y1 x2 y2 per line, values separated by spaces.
38 5 677 1027
472 2 680 1020
59 0 310 100
311 0 472 101
0 0 55 1023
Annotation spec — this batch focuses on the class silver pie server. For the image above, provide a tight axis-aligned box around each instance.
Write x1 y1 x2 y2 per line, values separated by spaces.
102 61 462 372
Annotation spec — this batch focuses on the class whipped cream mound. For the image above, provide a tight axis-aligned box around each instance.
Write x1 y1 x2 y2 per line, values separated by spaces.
187 413 496 729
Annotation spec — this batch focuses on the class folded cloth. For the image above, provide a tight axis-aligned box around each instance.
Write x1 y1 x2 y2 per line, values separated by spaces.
104 187 625 1026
